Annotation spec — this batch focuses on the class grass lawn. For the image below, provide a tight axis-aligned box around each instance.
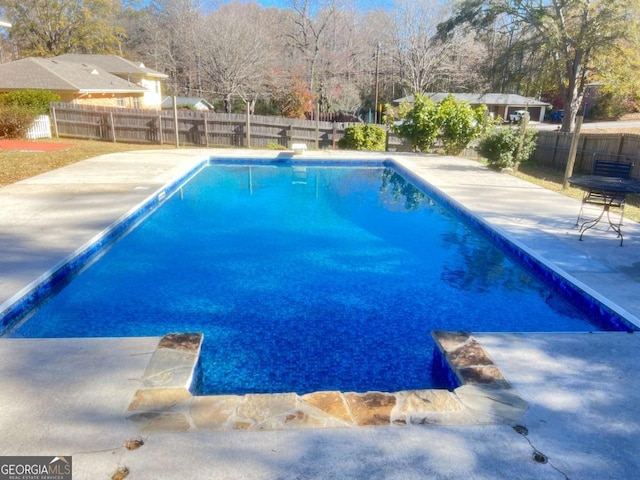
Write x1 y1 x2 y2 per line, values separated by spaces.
1 137 639 222
0 138 178 187
516 162 640 223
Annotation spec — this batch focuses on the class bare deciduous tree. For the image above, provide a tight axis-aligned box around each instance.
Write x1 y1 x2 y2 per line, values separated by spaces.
284 0 340 93
123 0 209 96
199 2 274 112
385 0 487 98
389 0 459 94
435 33 489 93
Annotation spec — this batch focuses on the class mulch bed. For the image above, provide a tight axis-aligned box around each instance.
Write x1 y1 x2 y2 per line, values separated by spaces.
0 139 73 152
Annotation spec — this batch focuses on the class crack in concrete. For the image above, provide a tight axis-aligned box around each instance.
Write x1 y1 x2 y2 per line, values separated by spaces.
513 424 570 479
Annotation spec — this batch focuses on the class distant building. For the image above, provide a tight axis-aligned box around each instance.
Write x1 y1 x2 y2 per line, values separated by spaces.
161 96 215 111
0 54 167 109
393 93 550 123
55 54 167 109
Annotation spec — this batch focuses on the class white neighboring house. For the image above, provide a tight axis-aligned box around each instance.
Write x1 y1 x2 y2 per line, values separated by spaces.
161 96 215 111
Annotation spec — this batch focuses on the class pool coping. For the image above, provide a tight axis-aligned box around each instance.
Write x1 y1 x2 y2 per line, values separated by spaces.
126 331 527 432
5 149 640 479
1 154 634 433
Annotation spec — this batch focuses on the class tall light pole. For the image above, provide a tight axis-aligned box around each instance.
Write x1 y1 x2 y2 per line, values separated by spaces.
374 43 380 124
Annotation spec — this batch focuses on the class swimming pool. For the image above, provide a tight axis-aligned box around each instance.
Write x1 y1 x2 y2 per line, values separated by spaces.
3 160 635 395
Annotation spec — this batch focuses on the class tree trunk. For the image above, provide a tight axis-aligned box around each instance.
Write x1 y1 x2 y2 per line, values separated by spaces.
224 93 232 114
560 46 587 132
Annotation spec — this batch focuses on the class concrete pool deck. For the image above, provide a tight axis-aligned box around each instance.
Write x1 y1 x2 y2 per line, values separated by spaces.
1 149 640 479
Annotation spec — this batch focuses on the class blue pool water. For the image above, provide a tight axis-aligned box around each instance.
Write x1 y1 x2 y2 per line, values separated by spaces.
6 163 629 394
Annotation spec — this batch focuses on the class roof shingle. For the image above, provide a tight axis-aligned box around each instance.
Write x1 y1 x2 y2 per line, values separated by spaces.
0 57 148 93
54 54 168 79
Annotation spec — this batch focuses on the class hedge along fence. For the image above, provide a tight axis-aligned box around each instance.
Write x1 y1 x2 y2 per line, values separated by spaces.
532 130 640 178
50 102 359 149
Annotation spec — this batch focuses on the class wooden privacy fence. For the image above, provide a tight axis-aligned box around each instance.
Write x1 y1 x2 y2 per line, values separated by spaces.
532 130 640 178
50 103 358 149
47 103 640 173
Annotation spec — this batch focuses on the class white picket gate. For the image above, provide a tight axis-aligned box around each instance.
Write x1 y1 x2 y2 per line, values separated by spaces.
26 115 52 139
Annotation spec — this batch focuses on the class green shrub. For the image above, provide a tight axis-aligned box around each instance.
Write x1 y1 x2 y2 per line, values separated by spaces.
393 93 486 154
438 96 487 155
0 89 61 115
338 124 386 151
392 94 440 152
477 127 538 169
0 104 40 138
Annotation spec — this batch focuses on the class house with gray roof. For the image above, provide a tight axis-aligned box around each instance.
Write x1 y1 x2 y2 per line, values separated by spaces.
0 55 167 109
55 54 167 109
393 93 550 122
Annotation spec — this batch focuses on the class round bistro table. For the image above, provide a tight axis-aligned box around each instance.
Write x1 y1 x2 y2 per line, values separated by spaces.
568 174 640 246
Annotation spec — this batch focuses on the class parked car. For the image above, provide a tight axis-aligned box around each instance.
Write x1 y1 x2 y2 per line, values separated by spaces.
509 110 528 123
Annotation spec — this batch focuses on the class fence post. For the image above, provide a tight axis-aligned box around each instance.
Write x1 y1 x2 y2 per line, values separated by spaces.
513 112 529 172
385 126 389 152
51 106 59 138
315 103 320 149
173 96 179 148
203 112 209 147
158 115 164 146
245 102 251 148
332 122 337 149
577 134 588 171
551 131 560 168
109 112 116 142
617 134 626 157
